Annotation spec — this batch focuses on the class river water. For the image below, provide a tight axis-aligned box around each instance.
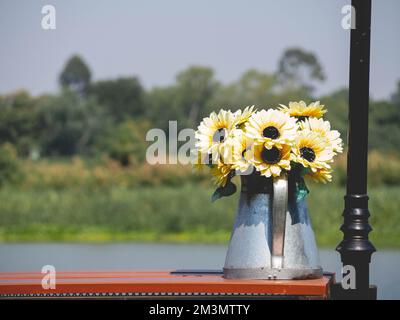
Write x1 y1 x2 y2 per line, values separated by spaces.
0 243 398 299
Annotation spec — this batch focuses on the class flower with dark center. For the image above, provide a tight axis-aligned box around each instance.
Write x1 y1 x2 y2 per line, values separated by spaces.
261 146 282 164
262 126 280 139
300 147 316 162
212 128 227 143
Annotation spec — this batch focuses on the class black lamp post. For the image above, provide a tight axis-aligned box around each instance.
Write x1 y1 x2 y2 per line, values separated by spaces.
335 0 376 299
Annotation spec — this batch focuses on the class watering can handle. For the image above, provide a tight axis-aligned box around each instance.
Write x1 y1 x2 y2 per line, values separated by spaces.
271 172 288 269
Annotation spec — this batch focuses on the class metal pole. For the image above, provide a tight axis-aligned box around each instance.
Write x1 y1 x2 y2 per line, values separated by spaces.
335 0 376 299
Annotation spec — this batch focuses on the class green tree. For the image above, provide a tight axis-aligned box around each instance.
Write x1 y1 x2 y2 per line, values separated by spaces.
145 86 181 131
318 88 349 140
89 77 145 122
145 66 219 130
213 69 278 109
0 91 42 157
175 66 219 126
369 99 400 151
38 90 107 156
277 47 325 94
59 55 92 95
95 120 150 166
391 80 400 107
0 143 22 187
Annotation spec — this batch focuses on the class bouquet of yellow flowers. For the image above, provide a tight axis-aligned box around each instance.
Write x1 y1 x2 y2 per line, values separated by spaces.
193 101 343 201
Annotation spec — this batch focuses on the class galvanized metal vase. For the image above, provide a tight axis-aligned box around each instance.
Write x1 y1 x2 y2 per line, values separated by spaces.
223 173 323 280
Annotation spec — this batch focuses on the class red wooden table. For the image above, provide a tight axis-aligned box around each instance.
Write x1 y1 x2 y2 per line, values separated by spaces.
0 270 334 299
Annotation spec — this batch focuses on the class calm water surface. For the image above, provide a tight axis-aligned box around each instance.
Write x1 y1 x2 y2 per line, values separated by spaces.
0 243 398 299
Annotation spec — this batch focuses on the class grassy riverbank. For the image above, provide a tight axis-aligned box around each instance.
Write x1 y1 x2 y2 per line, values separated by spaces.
0 183 399 248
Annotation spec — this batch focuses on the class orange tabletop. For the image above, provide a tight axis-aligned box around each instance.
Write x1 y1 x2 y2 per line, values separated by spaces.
0 270 334 299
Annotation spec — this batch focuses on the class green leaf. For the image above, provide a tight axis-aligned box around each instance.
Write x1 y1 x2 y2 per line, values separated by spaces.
211 181 237 202
299 166 312 176
296 177 310 201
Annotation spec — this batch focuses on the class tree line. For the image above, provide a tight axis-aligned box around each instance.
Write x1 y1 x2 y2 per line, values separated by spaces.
1 47 399 167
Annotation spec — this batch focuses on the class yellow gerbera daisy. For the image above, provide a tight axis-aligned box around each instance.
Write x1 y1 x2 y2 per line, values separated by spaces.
245 109 297 148
306 168 332 183
299 117 343 154
292 131 334 172
195 109 236 154
233 105 256 129
250 142 291 177
279 101 327 120
210 161 233 187
220 130 253 174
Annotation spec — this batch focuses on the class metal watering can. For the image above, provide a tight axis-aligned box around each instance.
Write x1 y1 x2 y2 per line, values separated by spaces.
223 172 323 280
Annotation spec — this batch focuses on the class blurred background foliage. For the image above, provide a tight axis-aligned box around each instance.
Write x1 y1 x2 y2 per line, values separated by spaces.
0 47 399 246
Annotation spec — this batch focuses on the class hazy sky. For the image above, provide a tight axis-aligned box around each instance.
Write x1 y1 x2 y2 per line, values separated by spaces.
0 0 399 99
